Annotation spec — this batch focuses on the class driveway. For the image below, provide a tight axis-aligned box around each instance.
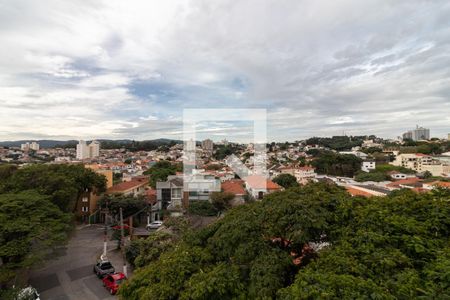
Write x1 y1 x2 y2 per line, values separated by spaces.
29 225 129 300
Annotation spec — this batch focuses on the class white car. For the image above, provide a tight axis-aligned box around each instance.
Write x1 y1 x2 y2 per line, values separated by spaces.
146 221 163 230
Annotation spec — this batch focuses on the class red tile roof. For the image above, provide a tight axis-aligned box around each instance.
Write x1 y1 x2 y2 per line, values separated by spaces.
386 177 421 188
221 179 246 195
298 166 315 171
346 186 374 197
244 175 282 190
106 177 149 194
428 181 450 188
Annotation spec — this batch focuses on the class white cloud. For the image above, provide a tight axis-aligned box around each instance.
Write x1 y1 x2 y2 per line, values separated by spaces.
0 0 449 141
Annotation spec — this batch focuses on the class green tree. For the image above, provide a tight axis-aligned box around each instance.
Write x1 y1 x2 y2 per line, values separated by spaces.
188 201 217 216
210 192 235 212
273 173 299 189
125 232 173 268
311 151 362 177
144 160 181 188
99 195 147 218
0 191 71 286
354 171 388 182
0 164 106 212
118 184 450 299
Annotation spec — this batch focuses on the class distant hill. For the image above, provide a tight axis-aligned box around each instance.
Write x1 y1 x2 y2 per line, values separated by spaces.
0 139 182 149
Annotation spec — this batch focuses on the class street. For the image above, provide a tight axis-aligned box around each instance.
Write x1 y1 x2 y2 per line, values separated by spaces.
29 225 128 300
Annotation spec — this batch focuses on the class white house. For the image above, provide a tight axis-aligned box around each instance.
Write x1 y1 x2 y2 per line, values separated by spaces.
361 160 376 173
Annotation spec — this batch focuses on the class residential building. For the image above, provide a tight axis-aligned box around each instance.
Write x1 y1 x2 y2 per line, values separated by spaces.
201 139 214 155
145 188 161 222
295 166 317 184
423 181 450 190
76 140 100 160
156 175 185 212
279 166 316 184
76 140 90 159
221 179 247 206
361 140 382 149
361 160 376 173
75 167 114 222
20 142 40 151
386 178 423 190
106 176 149 197
388 171 416 180
243 175 282 199
402 125 430 141
89 140 100 158
391 153 432 171
339 151 369 160
391 153 449 176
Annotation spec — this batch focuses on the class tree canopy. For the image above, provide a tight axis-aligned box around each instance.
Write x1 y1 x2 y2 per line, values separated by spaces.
0 164 105 292
273 173 299 189
144 160 182 188
119 183 450 299
0 191 71 286
311 151 363 177
0 164 106 212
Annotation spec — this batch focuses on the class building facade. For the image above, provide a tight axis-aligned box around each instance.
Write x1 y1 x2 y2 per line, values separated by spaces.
402 125 430 141
76 140 100 160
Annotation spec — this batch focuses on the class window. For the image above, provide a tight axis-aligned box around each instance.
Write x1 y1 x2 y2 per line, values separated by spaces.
172 188 182 198
81 206 89 212
82 197 88 202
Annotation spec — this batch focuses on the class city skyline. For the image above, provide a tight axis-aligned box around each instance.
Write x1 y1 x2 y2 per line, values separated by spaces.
1 1 450 141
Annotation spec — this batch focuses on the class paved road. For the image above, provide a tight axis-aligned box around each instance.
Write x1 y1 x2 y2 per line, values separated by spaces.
29 225 128 300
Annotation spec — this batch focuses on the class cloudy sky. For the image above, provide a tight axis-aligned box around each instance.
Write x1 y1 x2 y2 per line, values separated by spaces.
1 0 449 142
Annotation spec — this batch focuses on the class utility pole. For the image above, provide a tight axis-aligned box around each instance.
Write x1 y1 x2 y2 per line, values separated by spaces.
102 208 107 259
119 207 127 277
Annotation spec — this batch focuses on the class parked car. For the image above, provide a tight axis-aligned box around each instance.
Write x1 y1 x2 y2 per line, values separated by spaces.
93 260 115 278
146 220 163 230
17 286 40 300
102 272 126 295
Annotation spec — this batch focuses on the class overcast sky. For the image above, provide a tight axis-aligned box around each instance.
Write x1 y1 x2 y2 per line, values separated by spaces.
1 0 449 142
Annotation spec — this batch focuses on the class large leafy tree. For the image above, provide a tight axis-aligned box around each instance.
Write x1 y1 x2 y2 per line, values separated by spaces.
311 151 363 177
273 173 299 189
119 184 450 299
0 164 106 212
0 191 71 286
144 160 181 188
99 194 147 219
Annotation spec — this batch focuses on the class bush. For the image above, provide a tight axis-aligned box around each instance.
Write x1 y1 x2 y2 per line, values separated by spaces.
354 171 388 182
188 201 218 216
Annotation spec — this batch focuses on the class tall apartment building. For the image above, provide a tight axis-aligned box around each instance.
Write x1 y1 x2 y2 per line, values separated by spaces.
89 140 100 158
402 125 430 141
201 139 214 155
76 140 100 160
21 142 39 151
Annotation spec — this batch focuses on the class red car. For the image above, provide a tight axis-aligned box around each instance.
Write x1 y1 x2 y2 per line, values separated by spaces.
102 272 126 295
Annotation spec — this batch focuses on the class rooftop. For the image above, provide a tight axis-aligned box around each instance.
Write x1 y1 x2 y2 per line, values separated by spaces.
221 179 246 195
244 175 282 190
106 177 148 193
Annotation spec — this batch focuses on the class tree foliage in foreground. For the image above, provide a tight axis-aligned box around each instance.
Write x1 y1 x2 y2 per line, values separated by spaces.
0 191 71 286
0 164 106 212
119 183 450 299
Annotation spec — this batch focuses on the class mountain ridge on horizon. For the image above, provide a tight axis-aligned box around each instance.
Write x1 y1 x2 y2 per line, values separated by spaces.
0 138 182 148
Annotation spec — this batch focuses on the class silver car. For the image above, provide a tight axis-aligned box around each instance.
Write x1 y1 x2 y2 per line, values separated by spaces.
93 260 115 278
